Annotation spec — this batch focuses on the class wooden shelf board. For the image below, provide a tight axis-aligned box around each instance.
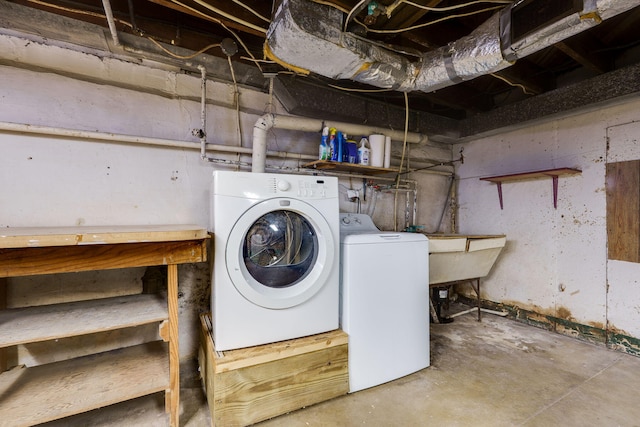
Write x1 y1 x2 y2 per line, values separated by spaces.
479 167 581 183
0 342 168 427
0 224 208 249
0 239 207 277
40 393 169 426
0 294 168 348
302 160 397 175
479 167 581 209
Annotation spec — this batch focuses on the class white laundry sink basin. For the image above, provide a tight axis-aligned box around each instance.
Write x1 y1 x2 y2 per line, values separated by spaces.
427 235 506 285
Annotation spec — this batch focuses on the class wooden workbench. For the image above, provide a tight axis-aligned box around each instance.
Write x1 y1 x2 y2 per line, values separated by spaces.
0 225 208 426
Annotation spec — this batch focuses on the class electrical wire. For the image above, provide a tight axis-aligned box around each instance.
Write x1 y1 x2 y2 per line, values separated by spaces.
227 55 243 169
344 0 368 32
400 0 511 12
241 57 275 64
310 0 349 14
27 0 265 67
229 0 270 23
147 37 220 59
188 0 268 34
367 5 504 34
167 0 262 71
490 73 535 95
33 0 260 72
26 0 133 29
327 84 394 93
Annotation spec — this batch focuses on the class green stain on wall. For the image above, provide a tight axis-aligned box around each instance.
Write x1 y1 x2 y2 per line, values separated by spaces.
457 296 639 357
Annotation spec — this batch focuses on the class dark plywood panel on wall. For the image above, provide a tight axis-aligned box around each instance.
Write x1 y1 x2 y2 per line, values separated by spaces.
606 160 640 262
0 278 5 372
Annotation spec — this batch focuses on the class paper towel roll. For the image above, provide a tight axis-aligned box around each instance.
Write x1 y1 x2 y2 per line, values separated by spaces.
368 134 385 167
384 136 391 168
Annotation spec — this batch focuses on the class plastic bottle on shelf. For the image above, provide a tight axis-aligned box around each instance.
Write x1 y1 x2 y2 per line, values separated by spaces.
336 131 345 163
319 126 329 160
329 128 339 161
358 136 370 166
345 134 358 163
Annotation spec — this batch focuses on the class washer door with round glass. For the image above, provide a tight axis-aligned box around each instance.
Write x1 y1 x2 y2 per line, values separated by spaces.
226 198 335 309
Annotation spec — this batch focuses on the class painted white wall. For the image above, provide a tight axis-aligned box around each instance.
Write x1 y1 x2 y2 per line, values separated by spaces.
454 98 640 341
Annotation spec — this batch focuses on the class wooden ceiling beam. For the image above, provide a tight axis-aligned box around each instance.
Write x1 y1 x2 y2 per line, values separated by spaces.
425 83 495 113
554 33 613 74
146 0 268 37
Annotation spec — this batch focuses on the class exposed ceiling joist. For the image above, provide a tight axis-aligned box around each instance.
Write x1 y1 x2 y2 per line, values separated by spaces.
2 0 639 141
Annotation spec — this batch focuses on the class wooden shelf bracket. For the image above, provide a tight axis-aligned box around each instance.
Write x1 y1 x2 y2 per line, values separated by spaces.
480 168 582 209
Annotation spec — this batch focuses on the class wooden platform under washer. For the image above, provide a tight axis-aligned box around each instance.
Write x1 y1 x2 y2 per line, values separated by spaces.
198 313 349 426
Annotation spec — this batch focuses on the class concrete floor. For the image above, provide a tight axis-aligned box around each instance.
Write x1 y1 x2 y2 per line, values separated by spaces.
47 307 640 426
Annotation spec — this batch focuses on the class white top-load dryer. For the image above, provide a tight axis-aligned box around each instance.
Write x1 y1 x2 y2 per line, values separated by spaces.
340 213 430 393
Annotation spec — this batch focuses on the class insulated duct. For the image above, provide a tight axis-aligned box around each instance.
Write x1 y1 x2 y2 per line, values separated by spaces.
266 0 640 93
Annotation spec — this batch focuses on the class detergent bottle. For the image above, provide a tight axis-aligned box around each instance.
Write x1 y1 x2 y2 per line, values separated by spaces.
336 131 345 163
329 128 339 161
358 136 370 166
345 135 358 163
319 126 329 160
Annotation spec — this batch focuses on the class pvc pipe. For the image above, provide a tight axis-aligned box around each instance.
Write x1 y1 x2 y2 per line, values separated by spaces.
0 121 315 161
197 64 207 159
101 0 120 47
252 114 275 173
450 307 508 318
273 114 427 144
251 113 428 173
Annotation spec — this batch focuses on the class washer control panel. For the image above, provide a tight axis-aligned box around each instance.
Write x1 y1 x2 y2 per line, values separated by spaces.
339 213 379 233
213 171 338 200
272 177 336 199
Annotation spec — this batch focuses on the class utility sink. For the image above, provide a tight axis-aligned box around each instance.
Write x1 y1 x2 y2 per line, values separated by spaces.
426 235 506 285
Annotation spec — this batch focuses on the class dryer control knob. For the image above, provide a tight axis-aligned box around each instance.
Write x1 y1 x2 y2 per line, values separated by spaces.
277 180 291 191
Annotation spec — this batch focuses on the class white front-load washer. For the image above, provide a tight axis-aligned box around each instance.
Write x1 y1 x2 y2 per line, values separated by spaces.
210 170 340 351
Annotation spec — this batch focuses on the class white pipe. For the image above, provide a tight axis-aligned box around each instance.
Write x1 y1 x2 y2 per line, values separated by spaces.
252 114 275 173
275 114 426 144
197 64 207 159
450 307 508 318
101 0 121 47
251 113 428 173
0 121 315 161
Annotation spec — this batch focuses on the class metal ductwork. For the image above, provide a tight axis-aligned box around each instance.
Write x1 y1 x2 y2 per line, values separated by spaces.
266 0 640 94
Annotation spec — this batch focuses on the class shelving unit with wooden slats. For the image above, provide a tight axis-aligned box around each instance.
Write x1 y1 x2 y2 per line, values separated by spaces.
0 225 209 427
